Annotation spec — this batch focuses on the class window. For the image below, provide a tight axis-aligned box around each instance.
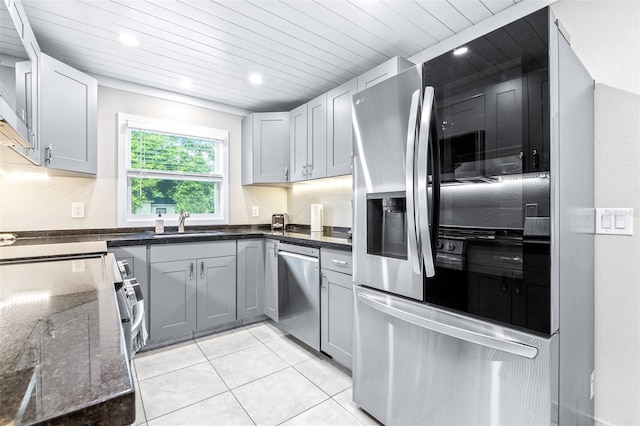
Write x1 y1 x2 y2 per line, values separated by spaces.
117 113 229 227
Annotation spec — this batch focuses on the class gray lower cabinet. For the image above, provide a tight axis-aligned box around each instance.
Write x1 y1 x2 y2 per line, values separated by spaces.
196 255 237 330
237 240 265 321
108 245 150 341
149 242 236 342
320 249 354 369
264 240 279 321
149 259 197 341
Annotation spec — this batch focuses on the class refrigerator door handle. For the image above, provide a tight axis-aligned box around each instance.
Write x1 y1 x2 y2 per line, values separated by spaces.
416 86 439 278
356 291 538 359
405 89 422 276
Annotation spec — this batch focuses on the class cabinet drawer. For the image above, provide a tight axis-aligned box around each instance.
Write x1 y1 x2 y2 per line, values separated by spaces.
151 241 236 263
321 249 353 274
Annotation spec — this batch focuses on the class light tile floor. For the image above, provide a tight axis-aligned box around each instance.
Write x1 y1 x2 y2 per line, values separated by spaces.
131 321 380 426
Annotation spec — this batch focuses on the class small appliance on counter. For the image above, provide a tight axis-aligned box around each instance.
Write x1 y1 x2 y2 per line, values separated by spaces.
271 213 287 233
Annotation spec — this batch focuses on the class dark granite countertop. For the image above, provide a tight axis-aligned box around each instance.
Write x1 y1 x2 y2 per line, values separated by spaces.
4 225 353 252
0 254 135 425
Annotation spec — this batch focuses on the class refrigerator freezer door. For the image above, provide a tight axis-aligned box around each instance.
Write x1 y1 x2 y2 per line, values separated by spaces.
352 64 425 300
353 285 556 426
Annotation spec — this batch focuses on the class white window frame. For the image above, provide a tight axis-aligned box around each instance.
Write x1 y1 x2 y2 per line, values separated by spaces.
117 113 229 227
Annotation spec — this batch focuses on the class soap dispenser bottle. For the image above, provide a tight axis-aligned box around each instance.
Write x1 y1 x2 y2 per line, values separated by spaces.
155 213 164 234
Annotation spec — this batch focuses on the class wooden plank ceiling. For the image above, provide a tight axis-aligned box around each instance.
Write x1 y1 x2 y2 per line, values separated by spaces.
16 0 525 112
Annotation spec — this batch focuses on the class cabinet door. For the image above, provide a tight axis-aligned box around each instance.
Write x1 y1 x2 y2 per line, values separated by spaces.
149 259 196 341
253 112 290 183
290 104 308 182
109 246 150 340
320 269 354 369
467 272 512 324
526 69 550 172
237 240 265 321
484 77 524 176
40 53 97 174
196 256 237 330
326 78 357 177
264 240 279 321
439 95 485 139
307 93 327 179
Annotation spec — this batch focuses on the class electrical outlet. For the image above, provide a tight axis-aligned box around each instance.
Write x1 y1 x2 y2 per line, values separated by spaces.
71 202 85 218
252 206 259 217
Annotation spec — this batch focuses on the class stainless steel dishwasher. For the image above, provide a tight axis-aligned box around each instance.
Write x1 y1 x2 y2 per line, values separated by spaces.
277 243 320 351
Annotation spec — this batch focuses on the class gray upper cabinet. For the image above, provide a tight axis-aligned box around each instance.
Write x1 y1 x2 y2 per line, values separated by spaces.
196 255 237 330
326 78 357 177
237 240 265 321
40 53 97 175
357 56 413 93
264 240 279 322
289 103 308 182
307 93 328 180
242 112 290 184
290 93 328 182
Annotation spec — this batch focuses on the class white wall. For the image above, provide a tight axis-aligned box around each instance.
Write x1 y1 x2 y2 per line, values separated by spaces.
0 86 287 231
286 175 352 228
551 1 640 425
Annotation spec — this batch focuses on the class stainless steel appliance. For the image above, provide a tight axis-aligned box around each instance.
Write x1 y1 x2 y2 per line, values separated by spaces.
114 260 147 360
277 243 320 350
352 8 594 425
271 213 288 233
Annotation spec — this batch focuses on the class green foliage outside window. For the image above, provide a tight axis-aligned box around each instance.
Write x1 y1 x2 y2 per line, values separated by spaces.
129 130 218 215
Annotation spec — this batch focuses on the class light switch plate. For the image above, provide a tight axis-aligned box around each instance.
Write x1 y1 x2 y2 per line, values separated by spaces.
595 208 633 235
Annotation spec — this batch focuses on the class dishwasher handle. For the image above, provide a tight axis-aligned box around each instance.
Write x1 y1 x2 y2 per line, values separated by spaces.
277 251 318 263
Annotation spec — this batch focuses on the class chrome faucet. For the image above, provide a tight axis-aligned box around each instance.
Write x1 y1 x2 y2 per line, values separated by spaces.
178 209 190 233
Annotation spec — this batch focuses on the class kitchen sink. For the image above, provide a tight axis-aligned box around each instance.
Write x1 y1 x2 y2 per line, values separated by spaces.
152 231 225 238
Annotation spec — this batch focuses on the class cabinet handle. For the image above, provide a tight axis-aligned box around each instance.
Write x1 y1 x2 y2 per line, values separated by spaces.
45 144 53 163
331 259 348 266
190 262 194 280
532 149 539 170
284 166 289 182
501 282 507 292
321 274 327 290
306 163 312 178
273 243 278 257
200 261 204 279
515 283 520 294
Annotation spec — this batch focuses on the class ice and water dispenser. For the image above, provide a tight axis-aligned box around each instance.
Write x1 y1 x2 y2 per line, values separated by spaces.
366 192 407 260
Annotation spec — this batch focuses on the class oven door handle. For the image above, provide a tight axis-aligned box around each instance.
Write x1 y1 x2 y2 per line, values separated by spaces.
405 89 422 276
130 301 145 336
356 291 538 359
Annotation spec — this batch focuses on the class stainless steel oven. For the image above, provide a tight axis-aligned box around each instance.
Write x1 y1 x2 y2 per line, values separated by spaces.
113 260 147 360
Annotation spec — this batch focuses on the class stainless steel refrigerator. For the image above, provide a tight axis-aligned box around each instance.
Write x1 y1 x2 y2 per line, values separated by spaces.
351 7 594 425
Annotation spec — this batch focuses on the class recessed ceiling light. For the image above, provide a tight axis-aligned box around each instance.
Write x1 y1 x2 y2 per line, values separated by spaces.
453 46 469 56
119 33 139 47
249 73 263 85
179 79 193 89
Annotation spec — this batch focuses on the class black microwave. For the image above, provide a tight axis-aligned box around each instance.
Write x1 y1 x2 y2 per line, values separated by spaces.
439 130 485 182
